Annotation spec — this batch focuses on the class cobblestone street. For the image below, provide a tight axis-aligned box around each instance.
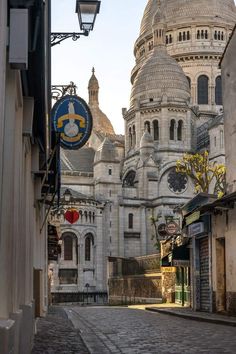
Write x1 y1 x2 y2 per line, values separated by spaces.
61 306 236 354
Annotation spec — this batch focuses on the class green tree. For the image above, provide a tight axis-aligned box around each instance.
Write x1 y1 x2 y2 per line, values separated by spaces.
176 151 226 198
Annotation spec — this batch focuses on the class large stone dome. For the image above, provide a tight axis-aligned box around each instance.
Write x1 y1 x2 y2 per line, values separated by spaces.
130 45 190 107
140 0 236 38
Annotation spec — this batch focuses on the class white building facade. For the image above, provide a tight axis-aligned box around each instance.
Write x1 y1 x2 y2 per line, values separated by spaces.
49 0 236 301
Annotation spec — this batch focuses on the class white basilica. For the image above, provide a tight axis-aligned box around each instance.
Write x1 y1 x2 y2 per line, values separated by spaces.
48 0 236 299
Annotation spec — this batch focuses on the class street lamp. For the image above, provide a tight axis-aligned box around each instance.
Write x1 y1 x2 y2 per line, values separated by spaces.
76 0 101 31
51 0 101 46
64 189 72 202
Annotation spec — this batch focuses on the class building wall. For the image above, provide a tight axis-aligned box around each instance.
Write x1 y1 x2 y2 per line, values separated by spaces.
221 28 236 194
0 2 50 353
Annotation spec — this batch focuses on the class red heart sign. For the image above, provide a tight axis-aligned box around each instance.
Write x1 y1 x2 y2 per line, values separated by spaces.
64 208 79 224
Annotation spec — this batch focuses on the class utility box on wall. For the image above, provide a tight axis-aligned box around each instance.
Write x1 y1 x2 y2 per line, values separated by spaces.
9 9 28 70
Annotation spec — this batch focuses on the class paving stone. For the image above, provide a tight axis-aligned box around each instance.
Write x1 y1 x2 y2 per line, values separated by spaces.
31 306 89 354
66 306 236 354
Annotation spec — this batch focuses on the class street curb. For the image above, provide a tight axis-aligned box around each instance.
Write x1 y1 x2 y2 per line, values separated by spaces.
145 307 236 327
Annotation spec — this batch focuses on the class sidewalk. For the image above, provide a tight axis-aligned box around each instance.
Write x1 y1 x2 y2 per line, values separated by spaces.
145 304 236 327
31 306 89 354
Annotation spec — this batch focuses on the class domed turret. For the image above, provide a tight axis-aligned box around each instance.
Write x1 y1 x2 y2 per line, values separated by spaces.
130 4 190 107
87 68 115 135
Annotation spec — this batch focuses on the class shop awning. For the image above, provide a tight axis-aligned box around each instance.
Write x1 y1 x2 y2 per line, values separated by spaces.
161 244 190 267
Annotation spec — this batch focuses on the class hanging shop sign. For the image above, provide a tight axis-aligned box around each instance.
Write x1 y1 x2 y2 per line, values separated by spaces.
52 95 93 149
64 208 80 224
185 211 200 226
166 221 179 236
188 222 204 237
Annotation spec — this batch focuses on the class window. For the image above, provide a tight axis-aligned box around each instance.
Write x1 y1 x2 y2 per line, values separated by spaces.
133 125 136 146
64 235 73 261
205 30 208 39
170 119 176 140
197 75 209 104
123 170 136 187
183 32 186 41
129 127 132 148
169 34 172 43
177 120 183 141
186 76 191 89
187 31 190 40
214 136 217 147
144 121 151 133
179 32 182 41
108 168 112 175
84 211 88 222
128 213 133 229
166 35 169 44
215 76 222 105
214 31 217 40
153 120 159 141
85 234 93 261
197 30 200 39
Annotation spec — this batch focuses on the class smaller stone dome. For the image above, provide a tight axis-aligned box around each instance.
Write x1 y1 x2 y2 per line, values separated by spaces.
130 45 190 107
94 138 118 163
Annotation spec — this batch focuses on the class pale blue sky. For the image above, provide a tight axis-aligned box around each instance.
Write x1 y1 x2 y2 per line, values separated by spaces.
51 0 147 134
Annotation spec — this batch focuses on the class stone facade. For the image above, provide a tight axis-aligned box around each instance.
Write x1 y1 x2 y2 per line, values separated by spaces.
108 255 162 305
49 1 236 302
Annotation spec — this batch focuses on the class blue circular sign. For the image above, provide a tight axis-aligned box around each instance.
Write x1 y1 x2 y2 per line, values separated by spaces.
52 95 93 149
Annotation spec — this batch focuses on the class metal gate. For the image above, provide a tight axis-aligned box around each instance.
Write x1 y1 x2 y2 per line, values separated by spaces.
199 237 210 311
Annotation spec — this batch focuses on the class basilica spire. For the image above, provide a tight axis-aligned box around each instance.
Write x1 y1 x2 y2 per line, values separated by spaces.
88 67 99 106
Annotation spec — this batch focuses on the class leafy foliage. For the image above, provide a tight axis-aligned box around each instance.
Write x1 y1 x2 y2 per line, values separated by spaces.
176 151 226 198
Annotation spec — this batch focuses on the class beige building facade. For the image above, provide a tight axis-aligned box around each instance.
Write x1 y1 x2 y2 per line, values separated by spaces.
0 1 57 353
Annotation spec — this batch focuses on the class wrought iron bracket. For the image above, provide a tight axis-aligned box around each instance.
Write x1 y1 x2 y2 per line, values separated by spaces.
51 31 89 46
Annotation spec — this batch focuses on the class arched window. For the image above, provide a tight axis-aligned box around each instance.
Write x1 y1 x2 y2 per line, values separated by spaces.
197 75 209 104
153 120 159 141
186 76 191 90
128 213 133 229
221 32 224 41
133 125 136 146
197 30 200 39
166 35 169 44
177 120 183 141
169 34 172 43
183 32 186 41
64 235 73 261
187 31 190 40
85 234 93 261
170 120 176 140
89 211 92 223
84 211 88 222
144 121 151 133
214 31 217 40
79 210 83 221
218 31 221 40
215 76 222 105
201 30 204 39
179 32 182 41
129 127 132 148
123 170 136 187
